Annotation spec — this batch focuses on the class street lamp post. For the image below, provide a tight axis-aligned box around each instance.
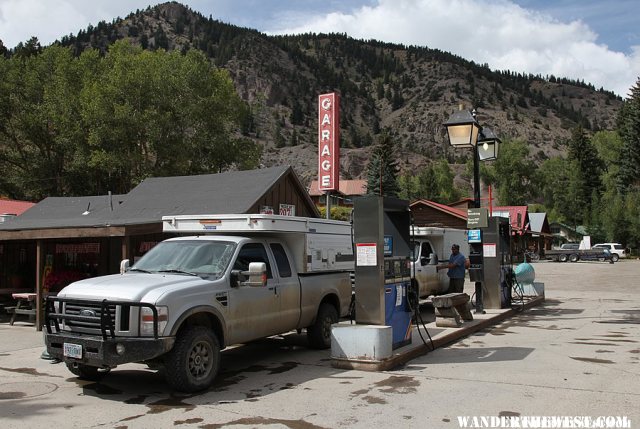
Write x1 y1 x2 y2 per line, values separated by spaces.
444 107 501 313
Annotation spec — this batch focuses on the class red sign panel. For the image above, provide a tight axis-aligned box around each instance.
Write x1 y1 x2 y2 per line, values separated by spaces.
318 92 340 192
55 243 100 254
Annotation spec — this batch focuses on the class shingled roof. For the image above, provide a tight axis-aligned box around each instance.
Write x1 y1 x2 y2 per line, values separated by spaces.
0 194 125 230
110 165 314 225
0 165 317 236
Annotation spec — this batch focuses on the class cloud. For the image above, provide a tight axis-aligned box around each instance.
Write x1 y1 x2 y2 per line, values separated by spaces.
270 0 640 97
1 0 88 47
0 0 153 48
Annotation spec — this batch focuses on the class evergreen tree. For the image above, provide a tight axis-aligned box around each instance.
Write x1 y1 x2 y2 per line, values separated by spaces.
376 80 384 100
290 101 304 126
616 78 640 193
365 132 400 197
567 125 603 216
13 36 42 58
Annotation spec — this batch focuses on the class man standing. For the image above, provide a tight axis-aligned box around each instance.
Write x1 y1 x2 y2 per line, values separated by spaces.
436 244 467 293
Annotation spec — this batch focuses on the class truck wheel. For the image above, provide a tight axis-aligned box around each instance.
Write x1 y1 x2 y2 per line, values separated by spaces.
569 254 579 262
558 254 568 262
66 362 110 381
164 326 220 392
307 303 338 349
611 254 619 262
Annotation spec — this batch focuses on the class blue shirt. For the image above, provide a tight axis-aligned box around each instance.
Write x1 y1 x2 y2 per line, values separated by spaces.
447 252 466 279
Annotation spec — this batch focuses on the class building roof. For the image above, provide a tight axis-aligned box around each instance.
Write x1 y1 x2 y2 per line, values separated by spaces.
308 179 367 197
0 198 36 216
0 165 316 233
0 194 126 230
491 206 529 232
411 199 468 219
447 198 475 210
550 222 587 237
528 212 551 235
111 166 307 225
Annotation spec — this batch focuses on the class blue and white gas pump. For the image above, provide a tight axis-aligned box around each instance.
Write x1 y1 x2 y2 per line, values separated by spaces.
352 196 413 349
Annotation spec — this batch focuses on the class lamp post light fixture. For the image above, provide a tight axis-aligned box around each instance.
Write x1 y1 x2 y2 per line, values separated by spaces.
478 126 500 161
443 108 480 149
443 107 501 314
443 108 501 207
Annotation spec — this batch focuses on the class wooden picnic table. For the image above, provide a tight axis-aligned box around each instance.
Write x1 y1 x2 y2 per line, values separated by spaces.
9 292 37 325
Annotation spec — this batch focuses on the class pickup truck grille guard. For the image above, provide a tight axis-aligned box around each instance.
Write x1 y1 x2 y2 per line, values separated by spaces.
44 296 159 340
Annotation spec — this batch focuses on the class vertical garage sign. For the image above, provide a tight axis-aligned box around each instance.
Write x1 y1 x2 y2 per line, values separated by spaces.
318 92 340 192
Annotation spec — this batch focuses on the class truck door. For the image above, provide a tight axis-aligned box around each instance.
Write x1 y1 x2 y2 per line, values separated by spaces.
227 241 284 343
268 242 301 329
413 240 440 297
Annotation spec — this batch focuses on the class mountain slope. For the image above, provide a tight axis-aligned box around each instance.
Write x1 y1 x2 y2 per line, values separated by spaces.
54 1 623 185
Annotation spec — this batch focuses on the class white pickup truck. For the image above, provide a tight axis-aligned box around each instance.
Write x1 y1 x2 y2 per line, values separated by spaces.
44 214 354 392
410 226 469 298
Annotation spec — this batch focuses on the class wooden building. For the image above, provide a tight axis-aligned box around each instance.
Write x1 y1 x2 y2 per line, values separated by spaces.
410 199 468 229
0 166 317 326
308 179 367 207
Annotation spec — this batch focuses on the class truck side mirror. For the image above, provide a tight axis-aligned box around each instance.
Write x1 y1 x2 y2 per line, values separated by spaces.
429 253 439 265
241 262 267 287
120 259 130 274
230 270 241 288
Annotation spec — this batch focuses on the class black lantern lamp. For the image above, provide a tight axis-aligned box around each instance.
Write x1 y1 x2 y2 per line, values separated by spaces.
443 108 480 149
477 126 501 161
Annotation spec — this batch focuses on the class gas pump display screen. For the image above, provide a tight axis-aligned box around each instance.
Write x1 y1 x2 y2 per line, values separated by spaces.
468 229 482 243
384 236 393 256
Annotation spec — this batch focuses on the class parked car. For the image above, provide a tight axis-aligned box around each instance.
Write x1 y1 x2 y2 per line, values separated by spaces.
560 243 580 250
592 243 627 259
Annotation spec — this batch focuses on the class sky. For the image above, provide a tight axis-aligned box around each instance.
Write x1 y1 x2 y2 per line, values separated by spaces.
1 0 639 97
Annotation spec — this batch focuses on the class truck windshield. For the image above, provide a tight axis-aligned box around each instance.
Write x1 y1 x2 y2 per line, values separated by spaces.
131 240 236 280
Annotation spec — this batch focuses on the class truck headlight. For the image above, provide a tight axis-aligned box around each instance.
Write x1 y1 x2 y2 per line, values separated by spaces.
140 306 168 336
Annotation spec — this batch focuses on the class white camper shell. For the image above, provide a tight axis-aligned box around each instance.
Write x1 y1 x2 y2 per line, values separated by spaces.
162 214 354 273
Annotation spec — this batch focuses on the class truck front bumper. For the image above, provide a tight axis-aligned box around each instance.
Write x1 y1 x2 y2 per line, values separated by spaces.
45 332 175 367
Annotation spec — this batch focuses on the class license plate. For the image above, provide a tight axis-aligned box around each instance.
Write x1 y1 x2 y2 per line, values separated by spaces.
63 343 82 359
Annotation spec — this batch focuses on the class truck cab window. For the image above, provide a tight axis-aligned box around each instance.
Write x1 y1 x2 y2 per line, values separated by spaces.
411 241 434 264
421 242 434 260
234 243 273 279
270 243 292 278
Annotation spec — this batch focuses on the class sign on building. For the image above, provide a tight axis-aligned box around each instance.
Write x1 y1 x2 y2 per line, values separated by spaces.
279 204 296 216
318 92 340 192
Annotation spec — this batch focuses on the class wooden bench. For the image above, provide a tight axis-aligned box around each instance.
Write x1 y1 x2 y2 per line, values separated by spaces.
432 293 473 328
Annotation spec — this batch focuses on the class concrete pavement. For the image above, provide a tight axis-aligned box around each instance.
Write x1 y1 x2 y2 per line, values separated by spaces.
0 260 638 428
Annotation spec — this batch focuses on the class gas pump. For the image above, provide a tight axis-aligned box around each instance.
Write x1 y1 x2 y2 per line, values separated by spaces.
481 216 512 309
352 195 412 349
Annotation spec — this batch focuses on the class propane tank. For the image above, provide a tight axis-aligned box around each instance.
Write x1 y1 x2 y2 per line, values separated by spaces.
514 262 535 285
